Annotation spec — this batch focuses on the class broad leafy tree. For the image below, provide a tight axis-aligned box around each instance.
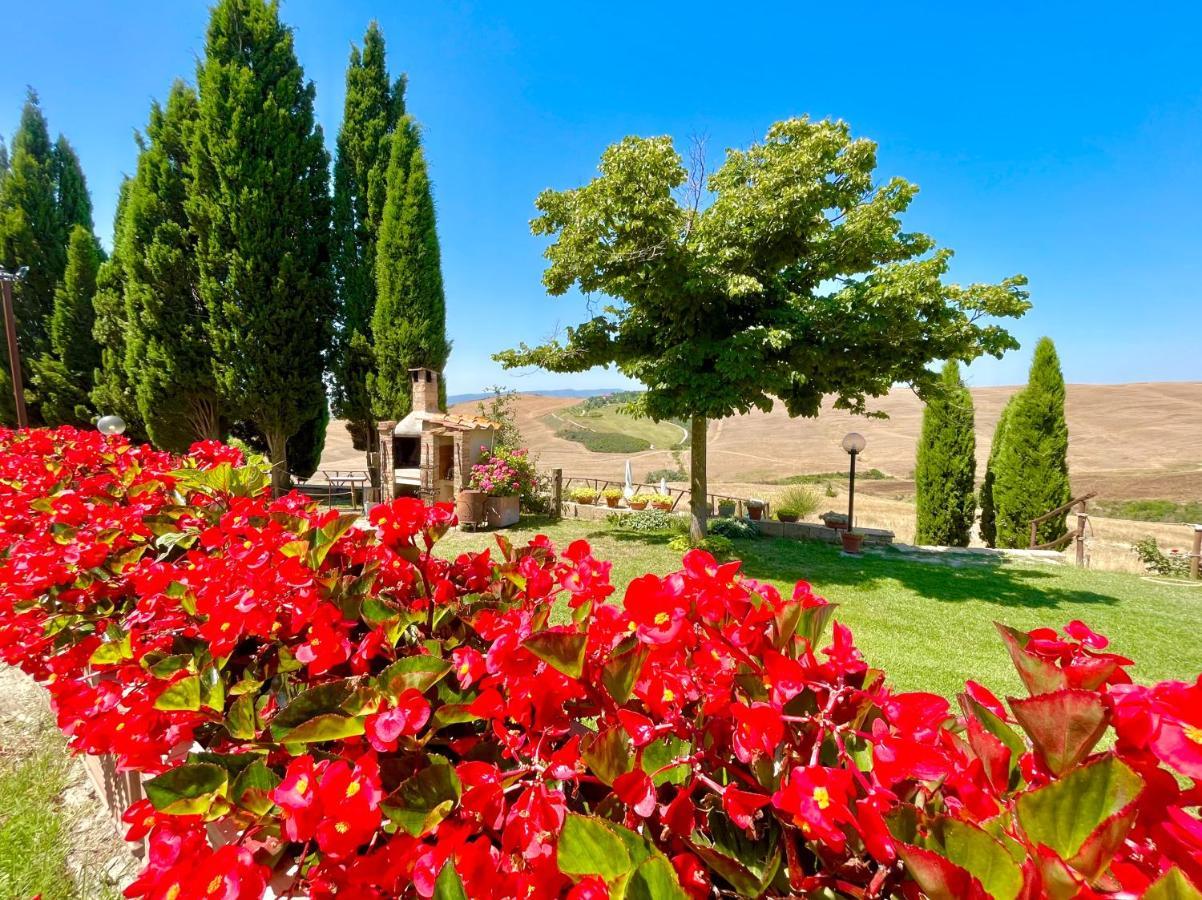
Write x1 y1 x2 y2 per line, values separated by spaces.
914 360 976 546
33 224 101 425
370 124 450 419
188 0 334 490
124 82 220 451
498 118 1030 538
991 337 1071 548
331 22 406 453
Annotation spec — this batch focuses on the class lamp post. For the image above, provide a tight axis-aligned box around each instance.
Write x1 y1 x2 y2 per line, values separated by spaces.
841 432 866 530
97 415 127 436
0 266 30 428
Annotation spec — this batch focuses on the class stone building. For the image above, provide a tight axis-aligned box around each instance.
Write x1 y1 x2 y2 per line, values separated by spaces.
376 369 497 503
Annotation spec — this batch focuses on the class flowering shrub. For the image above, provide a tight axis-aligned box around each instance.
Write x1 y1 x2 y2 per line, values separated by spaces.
469 444 545 508
1133 536 1194 579
1 427 1201 898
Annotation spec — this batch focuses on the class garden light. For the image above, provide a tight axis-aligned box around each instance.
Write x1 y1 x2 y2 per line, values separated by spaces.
842 432 866 545
97 414 127 436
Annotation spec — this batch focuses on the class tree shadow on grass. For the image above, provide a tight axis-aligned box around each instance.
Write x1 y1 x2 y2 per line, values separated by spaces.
733 538 1118 610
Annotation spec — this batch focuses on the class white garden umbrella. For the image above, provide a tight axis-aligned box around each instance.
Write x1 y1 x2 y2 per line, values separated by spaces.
659 476 669 496
624 460 635 498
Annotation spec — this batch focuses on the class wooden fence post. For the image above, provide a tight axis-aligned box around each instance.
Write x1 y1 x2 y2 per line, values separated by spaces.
1075 512 1087 567
1192 525 1201 581
553 468 563 519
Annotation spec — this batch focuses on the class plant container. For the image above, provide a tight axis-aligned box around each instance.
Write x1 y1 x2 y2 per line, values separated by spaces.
605 496 620 508
717 502 736 517
747 505 764 521
777 512 799 523
652 499 674 511
485 494 520 528
455 489 486 529
628 500 648 510
841 531 865 554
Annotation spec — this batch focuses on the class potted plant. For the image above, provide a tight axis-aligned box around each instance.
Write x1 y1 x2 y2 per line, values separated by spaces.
628 493 651 511
747 498 765 521
717 499 736 517
602 487 624 508
469 452 527 528
821 511 850 531
568 486 599 505
651 494 675 511
841 529 865 554
775 486 818 524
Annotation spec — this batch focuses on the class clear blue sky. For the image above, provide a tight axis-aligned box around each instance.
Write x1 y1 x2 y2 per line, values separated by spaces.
4 1 1200 394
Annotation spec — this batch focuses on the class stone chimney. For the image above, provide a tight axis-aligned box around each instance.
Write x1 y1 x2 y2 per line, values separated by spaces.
410 368 440 414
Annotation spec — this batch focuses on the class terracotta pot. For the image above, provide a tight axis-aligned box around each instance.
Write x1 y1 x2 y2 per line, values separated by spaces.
841 531 865 554
605 496 620 508
652 500 673 511
777 512 798 523
485 494 520 528
747 505 764 521
455 489 486 528
628 500 648 510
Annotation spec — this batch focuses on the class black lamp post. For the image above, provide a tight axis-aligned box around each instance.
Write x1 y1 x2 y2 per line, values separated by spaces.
0 266 30 428
841 432 866 530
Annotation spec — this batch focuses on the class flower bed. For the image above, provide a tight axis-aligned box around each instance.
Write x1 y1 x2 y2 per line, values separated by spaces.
1 427 1201 898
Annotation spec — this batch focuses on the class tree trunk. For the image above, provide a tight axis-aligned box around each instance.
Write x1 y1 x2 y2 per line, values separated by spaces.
187 395 220 444
689 415 708 542
265 427 290 495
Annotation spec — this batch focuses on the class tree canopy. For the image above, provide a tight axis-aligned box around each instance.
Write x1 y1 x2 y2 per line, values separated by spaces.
188 0 334 489
498 117 1030 536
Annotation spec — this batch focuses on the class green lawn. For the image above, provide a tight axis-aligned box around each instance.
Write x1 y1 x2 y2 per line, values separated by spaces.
438 517 1202 699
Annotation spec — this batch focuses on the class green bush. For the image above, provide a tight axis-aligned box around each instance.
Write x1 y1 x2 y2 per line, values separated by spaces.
1097 499 1202 524
914 361 976 547
708 517 760 540
668 532 735 559
605 509 688 534
776 484 820 518
645 466 688 482
766 469 889 485
1132 537 1193 578
555 427 650 453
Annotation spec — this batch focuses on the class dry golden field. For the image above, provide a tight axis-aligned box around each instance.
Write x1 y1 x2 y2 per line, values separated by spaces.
320 382 1202 572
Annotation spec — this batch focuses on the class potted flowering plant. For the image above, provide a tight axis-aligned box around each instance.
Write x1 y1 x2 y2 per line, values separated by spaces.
602 487 624 508
651 494 674 511
627 493 651 511
469 448 532 527
568 486 599 505
841 529 865 554
717 498 736 517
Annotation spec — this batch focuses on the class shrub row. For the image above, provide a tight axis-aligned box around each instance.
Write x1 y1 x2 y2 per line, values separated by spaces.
555 427 652 454
1 427 1201 898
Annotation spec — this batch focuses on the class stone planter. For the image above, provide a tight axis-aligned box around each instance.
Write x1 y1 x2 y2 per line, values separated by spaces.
776 512 799 523
485 494 520 528
822 511 850 531
717 502 736 517
841 531 865 554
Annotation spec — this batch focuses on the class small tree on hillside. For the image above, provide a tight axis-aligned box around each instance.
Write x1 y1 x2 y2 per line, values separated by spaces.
32 224 101 425
370 126 450 419
992 337 1071 548
188 0 334 490
914 360 976 546
979 392 1018 548
497 119 1030 539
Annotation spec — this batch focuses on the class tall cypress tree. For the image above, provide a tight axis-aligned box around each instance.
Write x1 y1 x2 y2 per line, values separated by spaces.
188 0 334 490
0 91 60 383
992 337 1072 548
979 393 1017 548
331 22 406 452
914 360 977 546
370 125 449 419
52 136 92 237
90 179 144 437
123 83 220 452
32 224 102 425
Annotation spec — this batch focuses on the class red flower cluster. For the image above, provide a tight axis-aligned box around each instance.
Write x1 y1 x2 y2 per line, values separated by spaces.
1 426 1201 899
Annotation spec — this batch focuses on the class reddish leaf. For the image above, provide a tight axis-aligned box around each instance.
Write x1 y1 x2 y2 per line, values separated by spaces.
995 623 1068 696
896 843 990 900
1009 688 1110 775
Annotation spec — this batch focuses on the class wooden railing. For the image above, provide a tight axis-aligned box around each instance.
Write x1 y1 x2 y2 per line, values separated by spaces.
555 471 767 518
1029 492 1097 560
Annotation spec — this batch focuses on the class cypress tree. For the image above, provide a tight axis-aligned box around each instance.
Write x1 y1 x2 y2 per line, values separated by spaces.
992 337 1072 548
979 393 1017 548
0 91 61 380
914 360 977 546
52 136 92 237
188 0 334 490
32 224 101 424
124 83 219 452
331 22 406 452
370 127 450 419
90 179 144 437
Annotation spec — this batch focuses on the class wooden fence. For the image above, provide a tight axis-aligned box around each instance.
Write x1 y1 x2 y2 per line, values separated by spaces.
555 470 768 519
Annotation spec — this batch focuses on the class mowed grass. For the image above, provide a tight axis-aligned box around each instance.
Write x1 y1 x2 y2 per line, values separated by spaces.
544 401 688 450
437 517 1202 699
0 729 79 899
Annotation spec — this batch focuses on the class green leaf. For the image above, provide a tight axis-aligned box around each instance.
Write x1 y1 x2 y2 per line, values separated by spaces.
582 726 633 786
312 514 357 567
89 629 133 665
796 602 838 649
230 760 280 816
382 758 461 837
432 861 468 900
226 692 261 740
556 813 632 881
377 656 452 697
896 844 985 900
924 818 1023 900
691 811 780 897
199 665 224 711
275 712 365 745
624 855 689 899
1016 755 1143 861
144 763 228 816
521 631 587 679
1009 688 1110 776
1145 868 1202 900
154 674 201 711
270 680 356 736
147 654 193 678
601 639 648 705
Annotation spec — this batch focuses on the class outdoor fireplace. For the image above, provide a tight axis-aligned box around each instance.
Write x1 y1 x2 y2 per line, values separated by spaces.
376 369 498 504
